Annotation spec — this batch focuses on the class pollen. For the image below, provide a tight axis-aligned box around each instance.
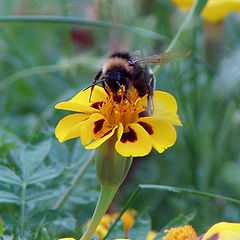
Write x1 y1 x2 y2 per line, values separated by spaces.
98 88 145 130
163 225 197 240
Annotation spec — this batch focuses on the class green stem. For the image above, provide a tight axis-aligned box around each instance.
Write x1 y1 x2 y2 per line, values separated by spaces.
153 0 208 75
80 185 118 240
20 182 27 237
103 186 141 240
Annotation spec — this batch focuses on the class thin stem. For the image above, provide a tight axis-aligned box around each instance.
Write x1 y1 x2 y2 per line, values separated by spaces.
139 185 240 204
80 185 118 240
20 182 27 237
53 151 95 210
0 16 165 41
153 0 208 75
103 186 141 240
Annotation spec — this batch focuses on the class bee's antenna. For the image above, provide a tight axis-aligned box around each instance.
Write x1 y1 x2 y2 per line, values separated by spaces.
82 79 106 92
116 81 132 104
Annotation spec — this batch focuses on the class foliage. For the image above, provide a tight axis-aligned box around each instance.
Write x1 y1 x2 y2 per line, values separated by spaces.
0 0 240 239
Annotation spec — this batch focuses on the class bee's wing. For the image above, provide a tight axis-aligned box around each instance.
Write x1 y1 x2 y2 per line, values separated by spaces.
133 50 191 65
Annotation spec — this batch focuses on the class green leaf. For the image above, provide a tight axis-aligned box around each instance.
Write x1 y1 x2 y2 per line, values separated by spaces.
0 191 20 204
27 167 61 185
26 189 60 203
40 227 50 240
107 219 125 240
128 210 151 240
0 166 22 186
0 16 165 41
0 218 6 237
0 127 24 149
20 139 51 181
154 213 196 240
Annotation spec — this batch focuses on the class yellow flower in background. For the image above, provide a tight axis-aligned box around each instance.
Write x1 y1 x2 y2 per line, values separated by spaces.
170 0 240 22
163 222 240 240
55 86 181 157
163 225 197 240
82 209 156 240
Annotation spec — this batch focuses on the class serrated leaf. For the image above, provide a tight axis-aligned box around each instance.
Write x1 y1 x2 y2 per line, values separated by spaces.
0 166 22 186
20 139 51 181
154 213 196 240
27 167 61 185
128 210 151 240
0 191 20 204
48 138 69 166
26 189 60 203
0 127 24 149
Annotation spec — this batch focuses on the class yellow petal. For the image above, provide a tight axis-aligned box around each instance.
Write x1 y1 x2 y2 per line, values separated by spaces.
146 231 157 240
55 86 108 114
202 222 240 240
202 0 240 22
115 122 152 157
58 238 76 240
55 113 89 142
71 86 108 105
80 113 110 146
138 91 182 126
85 125 118 149
138 117 177 153
121 209 136 236
55 101 99 114
170 0 240 23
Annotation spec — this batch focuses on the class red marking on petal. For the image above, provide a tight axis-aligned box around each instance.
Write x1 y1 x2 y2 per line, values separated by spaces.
94 119 105 134
207 233 219 240
102 129 112 137
120 127 138 143
91 101 104 109
138 111 150 117
138 121 153 135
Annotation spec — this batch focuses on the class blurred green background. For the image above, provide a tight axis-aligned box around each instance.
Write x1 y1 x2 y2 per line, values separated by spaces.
0 0 240 239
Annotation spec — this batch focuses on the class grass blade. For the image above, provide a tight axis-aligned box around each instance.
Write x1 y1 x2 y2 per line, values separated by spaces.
0 16 165 41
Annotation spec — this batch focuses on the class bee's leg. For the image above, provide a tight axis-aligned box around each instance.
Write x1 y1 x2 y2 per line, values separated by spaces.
89 69 103 102
148 73 156 115
101 80 109 96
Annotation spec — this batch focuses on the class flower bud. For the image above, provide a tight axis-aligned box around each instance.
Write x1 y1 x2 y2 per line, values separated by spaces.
95 135 133 189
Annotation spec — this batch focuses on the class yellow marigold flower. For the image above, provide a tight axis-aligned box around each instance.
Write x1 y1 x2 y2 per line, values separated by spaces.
163 222 240 240
201 222 240 240
121 209 136 236
170 0 240 22
84 209 135 239
146 231 157 240
163 225 197 240
55 86 181 157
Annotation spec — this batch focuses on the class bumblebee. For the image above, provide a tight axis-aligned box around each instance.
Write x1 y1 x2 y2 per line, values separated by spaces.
85 50 190 114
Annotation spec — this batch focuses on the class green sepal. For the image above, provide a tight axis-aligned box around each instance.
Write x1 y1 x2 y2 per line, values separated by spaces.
95 135 133 189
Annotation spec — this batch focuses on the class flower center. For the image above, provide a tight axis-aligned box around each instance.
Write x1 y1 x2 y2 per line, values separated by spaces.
99 89 147 129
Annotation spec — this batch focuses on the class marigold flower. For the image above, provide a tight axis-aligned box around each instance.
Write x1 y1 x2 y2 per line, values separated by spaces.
163 222 240 240
163 225 197 240
170 0 240 22
55 86 181 157
82 209 157 240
